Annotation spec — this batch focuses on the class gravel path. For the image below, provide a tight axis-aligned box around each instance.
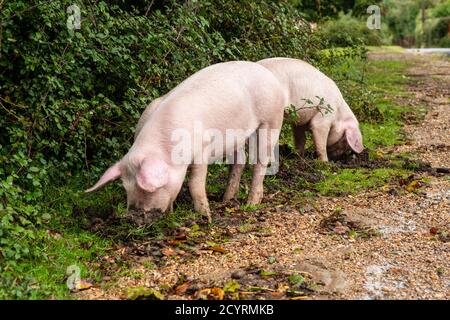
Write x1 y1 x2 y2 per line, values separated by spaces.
78 51 449 300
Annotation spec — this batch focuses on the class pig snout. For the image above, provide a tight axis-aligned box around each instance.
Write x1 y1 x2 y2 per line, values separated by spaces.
327 136 352 159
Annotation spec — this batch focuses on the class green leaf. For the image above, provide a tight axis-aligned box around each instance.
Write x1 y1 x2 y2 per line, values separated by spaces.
223 280 240 293
259 270 277 277
126 286 164 300
288 274 304 286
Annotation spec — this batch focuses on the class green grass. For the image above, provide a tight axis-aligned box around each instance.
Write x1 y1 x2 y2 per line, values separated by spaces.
359 56 414 150
23 231 111 299
314 168 409 195
1 176 206 299
366 45 406 54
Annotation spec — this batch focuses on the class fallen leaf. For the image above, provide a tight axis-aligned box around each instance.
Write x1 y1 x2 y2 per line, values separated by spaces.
259 270 277 277
76 279 93 290
161 247 177 256
175 234 187 240
69 279 93 292
290 295 309 300
405 180 421 192
196 287 224 300
271 291 284 298
211 287 224 300
430 227 439 235
207 246 227 254
167 240 184 246
248 286 274 292
126 286 164 300
332 222 349 235
288 274 304 286
223 280 240 293
174 282 191 296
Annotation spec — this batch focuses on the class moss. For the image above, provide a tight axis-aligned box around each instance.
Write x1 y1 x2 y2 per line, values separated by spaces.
314 168 409 196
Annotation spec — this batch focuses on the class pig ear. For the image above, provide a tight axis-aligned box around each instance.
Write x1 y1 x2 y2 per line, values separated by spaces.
85 162 122 192
345 127 364 153
136 158 169 193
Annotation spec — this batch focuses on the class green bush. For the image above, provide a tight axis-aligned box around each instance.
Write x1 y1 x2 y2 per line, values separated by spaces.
314 46 383 123
317 12 384 47
438 35 450 48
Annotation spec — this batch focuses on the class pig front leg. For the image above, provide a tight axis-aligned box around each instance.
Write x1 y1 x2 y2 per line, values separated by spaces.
310 124 330 161
247 123 280 205
188 164 212 223
292 124 307 157
223 149 246 202
247 163 267 205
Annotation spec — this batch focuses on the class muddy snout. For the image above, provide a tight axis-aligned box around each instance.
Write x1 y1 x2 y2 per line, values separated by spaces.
126 207 165 226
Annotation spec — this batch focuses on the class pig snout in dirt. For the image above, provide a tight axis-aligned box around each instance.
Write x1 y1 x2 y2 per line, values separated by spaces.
86 61 287 224
257 57 364 162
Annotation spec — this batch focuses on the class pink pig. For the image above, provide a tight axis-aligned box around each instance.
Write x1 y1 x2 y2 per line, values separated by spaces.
258 57 364 161
86 61 286 223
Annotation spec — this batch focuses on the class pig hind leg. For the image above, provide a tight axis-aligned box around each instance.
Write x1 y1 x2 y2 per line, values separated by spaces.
188 164 211 223
310 122 331 162
292 124 307 157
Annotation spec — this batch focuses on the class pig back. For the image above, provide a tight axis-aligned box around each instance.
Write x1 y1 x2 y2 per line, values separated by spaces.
258 58 344 126
133 61 287 163
151 61 287 133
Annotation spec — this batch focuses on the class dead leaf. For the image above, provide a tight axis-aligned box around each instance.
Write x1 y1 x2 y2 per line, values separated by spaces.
126 286 164 300
167 240 184 246
69 279 93 292
290 296 309 300
205 246 227 254
161 247 177 256
196 287 224 300
174 282 191 296
223 280 240 293
211 287 224 300
430 227 439 235
259 270 277 277
332 222 349 235
175 234 187 240
271 291 284 298
405 180 422 192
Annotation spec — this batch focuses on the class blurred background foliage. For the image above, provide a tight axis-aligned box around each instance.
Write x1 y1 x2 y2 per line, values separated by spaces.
0 0 448 298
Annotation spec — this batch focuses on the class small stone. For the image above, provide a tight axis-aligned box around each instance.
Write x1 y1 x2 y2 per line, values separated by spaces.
231 270 246 279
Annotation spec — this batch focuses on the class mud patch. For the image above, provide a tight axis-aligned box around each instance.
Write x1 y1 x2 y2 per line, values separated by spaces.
71 205 159 240
127 208 166 227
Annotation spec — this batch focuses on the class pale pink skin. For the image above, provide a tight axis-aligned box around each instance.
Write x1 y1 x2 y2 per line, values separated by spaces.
86 61 286 222
257 58 364 161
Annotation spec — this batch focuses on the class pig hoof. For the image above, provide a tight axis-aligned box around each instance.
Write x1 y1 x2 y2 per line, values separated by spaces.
247 192 263 205
204 211 212 224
